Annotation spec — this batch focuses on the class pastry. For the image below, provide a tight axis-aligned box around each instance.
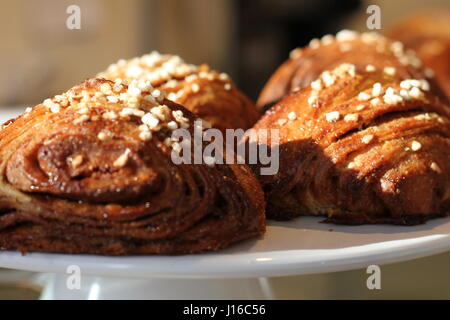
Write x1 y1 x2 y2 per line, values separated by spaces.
388 11 450 100
256 30 446 111
250 62 450 224
0 78 265 255
98 52 260 132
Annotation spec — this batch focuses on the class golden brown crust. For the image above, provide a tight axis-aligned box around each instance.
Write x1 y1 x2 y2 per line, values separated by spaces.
387 11 450 101
98 52 260 132
0 78 265 255
251 63 450 225
257 30 447 111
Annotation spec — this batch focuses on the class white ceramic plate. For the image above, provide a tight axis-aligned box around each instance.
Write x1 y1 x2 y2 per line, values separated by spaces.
1 108 450 279
1 216 450 279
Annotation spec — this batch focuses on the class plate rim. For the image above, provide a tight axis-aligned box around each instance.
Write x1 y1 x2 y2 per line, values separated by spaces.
0 229 449 279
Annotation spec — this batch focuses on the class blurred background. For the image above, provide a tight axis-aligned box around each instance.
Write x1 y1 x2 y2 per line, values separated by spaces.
1 0 450 299
1 0 450 106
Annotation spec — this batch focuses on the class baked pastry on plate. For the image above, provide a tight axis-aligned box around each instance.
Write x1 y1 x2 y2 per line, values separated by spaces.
0 78 265 255
251 61 450 224
257 30 446 111
388 11 450 100
98 52 260 132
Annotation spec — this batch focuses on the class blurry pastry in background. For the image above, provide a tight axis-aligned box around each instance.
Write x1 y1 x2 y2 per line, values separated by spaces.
98 52 260 132
388 11 450 100
256 30 446 111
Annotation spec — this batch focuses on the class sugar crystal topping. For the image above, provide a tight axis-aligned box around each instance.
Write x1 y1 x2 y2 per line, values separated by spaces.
97 51 233 104
289 30 428 76
30 78 211 154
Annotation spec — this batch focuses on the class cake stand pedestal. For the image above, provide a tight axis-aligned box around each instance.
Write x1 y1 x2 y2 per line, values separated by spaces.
34 273 274 300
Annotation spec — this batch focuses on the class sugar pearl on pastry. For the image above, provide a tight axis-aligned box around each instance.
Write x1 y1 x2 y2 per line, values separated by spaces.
103 111 118 120
141 113 160 129
309 38 320 49
344 113 358 122
172 110 187 122
411 141 422 151
370 98 381 106
97 130 113 141
132 109 145 117
347 162 356 169
409 87 423 99
100 83 113 94
358 92 371 101
372 83 383 96
70 155 84 168
308 95 318 106
167 121 178 130
219 73 229 81
321 71 336 87
167 93 177 101
191 83 200 93
139 131 152 141
362 134 374 144
400 80 412 90
399 89 411 100
144 94 157 105
311 80 322 91
113 149 131 168
289 48 302 59
430 162 441 173
77 107 89 114
383 67 396 76
365 64 376 72
127 86 141 96
107 95 119 103
151 89 164 99
50 104 61 113
321 34 334 45
120 108 135 117
336 29 358 41
54 95 69 107
287 112 297 121
74 114 90 124
409 79 421 87
325 111 340 122
43 99 53 108
420 79 430 91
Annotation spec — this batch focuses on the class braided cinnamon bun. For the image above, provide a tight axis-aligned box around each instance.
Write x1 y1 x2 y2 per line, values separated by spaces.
98 52 259 132
251 62 450 224
388 11 450 100
0 78 265 255
257 30 446 111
